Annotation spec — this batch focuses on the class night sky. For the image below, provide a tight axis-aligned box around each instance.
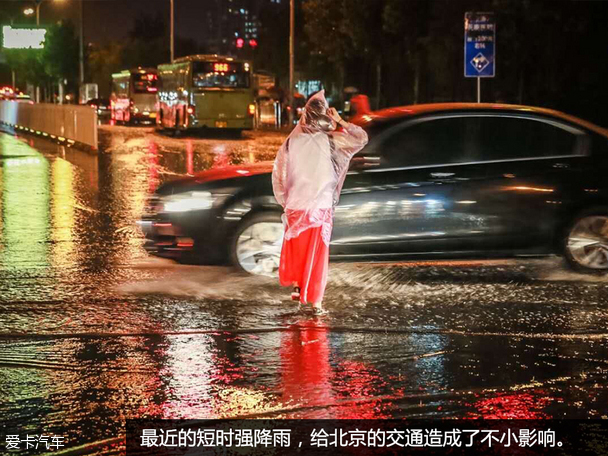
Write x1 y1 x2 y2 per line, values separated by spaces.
2 0 209 45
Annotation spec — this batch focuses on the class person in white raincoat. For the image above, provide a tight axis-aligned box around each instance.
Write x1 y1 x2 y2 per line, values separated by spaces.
272 90 368 313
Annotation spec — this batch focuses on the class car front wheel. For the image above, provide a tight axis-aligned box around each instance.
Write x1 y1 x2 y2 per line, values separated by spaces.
231 212 284 276
564 211 608 274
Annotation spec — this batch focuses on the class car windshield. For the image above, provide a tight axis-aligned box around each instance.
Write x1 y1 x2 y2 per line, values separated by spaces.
192 62 250 89
133 73 158 93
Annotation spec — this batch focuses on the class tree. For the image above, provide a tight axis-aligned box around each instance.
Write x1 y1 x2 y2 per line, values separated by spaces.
301 0 427 107
122 12 170 68
88 41 125 98
256 0 310 93
4 49 46 88
42 21 79 85
301 0 350 97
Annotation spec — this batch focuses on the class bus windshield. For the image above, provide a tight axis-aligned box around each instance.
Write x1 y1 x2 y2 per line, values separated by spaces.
192 62 250 89
133 73 158 93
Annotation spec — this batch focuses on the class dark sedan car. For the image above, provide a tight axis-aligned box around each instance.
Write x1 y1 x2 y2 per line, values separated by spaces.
86 98 111 117
138 103 608 276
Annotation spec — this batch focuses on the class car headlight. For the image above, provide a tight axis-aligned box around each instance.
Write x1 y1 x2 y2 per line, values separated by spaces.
162 191 214 212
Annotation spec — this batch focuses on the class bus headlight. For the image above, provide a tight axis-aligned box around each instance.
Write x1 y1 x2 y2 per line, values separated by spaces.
162 191 214 212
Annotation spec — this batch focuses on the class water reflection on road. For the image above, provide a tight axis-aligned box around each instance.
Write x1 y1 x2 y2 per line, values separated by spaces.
0 129 607 455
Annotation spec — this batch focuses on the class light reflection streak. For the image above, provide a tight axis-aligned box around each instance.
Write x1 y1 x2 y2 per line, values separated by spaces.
337 197 446 222
467 392 551 419
147 139 160 194
186 140 194 175
158 334 216 419
51 158 76 268
506 186 554 193
1 150 50 270
280 319 399 418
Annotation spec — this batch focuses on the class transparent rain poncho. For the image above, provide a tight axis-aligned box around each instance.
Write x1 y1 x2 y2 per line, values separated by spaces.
272 90 369 246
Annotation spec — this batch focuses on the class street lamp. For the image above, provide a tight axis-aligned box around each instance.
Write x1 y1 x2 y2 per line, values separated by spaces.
288 0 294 126
34 0 43 26
170 0 174 62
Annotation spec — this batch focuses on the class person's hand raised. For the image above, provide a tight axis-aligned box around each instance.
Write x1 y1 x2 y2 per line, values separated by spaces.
327 107 343 124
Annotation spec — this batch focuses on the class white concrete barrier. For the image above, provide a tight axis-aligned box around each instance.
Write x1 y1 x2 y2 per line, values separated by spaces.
0 101 98 149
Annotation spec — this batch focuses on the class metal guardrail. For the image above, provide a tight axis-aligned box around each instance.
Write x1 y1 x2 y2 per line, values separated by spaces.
0 101 98 149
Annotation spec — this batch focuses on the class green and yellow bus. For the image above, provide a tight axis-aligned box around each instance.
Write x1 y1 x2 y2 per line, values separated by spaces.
157 55 255 132
111 68 158 124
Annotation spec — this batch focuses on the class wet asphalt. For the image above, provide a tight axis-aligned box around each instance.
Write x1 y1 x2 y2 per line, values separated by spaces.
0 126 607 454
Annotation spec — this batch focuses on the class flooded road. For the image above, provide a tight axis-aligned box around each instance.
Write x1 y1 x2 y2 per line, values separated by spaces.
0 128 607 454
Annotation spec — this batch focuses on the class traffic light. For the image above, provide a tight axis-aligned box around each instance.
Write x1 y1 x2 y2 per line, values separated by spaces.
236 38 244 48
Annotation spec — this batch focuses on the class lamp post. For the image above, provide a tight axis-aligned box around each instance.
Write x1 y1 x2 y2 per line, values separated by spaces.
288 0 294 127
31 0 43 26
78 0 83 86
34 0 43 102
170 0 174 61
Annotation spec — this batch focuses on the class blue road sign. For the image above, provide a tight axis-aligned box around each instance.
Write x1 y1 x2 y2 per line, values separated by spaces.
465 12 495 78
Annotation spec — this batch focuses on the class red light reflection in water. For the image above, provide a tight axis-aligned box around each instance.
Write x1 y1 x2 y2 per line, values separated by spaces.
133 323 402 420
281 318 399 419
186 140 194 175
466 391 552 419
146 139 159 194
213 147 230 168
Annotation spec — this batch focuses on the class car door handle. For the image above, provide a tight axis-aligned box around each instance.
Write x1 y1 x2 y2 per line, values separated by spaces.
429 172 455 179
552 162 569 169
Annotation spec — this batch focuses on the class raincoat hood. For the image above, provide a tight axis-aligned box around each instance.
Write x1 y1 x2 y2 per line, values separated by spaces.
300 90 336 133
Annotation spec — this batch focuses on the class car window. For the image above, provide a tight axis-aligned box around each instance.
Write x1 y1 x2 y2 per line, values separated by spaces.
475 116 580 160
379 117 472 168
375 115 583 169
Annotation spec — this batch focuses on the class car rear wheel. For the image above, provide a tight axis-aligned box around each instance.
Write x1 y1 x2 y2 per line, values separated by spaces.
231 213 284 276
564 211 608 274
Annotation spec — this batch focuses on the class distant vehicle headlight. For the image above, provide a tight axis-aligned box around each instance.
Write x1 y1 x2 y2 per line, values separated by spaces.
162 191 214 212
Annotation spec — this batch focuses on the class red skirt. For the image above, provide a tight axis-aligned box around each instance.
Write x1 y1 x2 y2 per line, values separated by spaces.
279 225 329 305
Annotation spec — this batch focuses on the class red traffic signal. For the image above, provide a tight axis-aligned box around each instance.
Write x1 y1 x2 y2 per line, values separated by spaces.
249 39 258 48
236 38 244 48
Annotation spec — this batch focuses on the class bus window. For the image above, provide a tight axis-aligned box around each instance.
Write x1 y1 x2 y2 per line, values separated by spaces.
133 73 158 93
113 79 129 98
178 69 187 90
192 62 250 89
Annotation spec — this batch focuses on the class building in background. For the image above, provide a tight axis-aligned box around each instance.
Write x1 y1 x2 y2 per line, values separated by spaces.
203 0 282 57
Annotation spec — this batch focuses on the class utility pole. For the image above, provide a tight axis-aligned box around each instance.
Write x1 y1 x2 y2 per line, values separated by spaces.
76 0 88 103
79 0 84 85
35 0 41 102
170 0 174 61
288 0 294 127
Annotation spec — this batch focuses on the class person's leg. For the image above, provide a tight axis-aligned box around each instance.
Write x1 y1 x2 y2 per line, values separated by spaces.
291 283 301 301
299 226 330 309
280 225 313 304
278 234 294 287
